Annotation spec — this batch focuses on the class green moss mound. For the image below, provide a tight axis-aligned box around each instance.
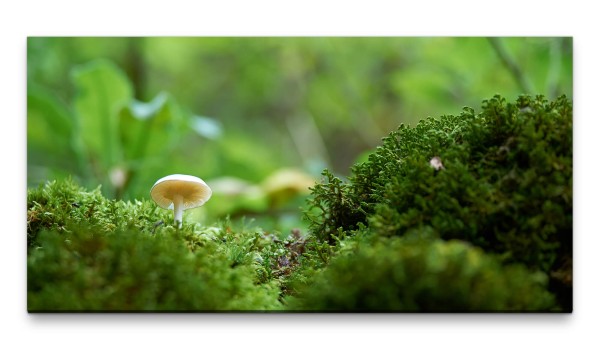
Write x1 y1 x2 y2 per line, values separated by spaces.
28 227 282 311
27 180 285 312
288 237 557 312
305 94 572 311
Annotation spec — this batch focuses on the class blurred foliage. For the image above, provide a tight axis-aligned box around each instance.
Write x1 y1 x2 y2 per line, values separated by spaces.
305 94 572 311
27 38 572 223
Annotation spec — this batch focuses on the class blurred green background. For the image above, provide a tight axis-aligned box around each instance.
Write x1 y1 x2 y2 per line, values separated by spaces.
27 37 573 230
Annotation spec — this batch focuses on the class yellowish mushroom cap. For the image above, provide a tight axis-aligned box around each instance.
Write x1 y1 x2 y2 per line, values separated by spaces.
150 174 212 210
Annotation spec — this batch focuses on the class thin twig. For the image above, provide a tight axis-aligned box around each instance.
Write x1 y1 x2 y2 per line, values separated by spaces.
488 37 534 95
547 37 565 99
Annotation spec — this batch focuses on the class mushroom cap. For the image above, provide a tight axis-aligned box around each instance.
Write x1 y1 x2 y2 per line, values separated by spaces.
150 174 212 210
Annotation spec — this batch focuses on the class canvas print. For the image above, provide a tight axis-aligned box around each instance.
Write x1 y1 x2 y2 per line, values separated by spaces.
27 37 572 312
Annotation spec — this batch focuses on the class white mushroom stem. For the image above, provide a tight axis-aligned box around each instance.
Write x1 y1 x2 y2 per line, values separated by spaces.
173 194 184 228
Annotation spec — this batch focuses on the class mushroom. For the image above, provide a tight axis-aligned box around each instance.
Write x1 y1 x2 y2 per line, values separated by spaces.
150 174 212 228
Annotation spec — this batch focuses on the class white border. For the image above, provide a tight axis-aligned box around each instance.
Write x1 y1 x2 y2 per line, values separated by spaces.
4 1 597 346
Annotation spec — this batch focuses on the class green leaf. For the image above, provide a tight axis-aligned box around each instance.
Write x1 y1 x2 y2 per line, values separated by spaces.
71 60 133 172
119 92 184 165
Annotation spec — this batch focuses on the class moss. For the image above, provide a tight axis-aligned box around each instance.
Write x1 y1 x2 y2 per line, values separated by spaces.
27 180 285 312
304 94 572 310
28 225 284 311
27 178 170 251
288 237 557 312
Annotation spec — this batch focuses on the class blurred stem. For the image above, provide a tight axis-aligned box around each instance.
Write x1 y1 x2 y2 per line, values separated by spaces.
547 38 564 99
115 38 149 199
286 113 330 170
488 37 534 95
70 131 93 186
95 72 119 197
116 110 156 199
127 38 147 100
